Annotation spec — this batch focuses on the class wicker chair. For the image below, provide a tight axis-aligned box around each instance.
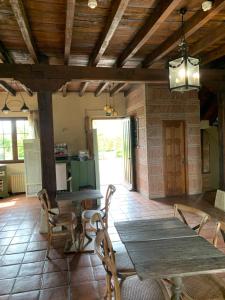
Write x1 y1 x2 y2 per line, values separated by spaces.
81 184 116 248
94 227 170 300
90 212 135 278
37 189 77 258
174 203 210 234
180 221 225 300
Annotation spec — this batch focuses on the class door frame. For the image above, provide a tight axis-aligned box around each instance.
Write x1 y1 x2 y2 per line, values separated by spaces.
162 120 188 196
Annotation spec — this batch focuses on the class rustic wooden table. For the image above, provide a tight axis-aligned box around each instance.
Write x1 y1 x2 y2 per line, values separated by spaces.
115 217 225 300
56 190 103 252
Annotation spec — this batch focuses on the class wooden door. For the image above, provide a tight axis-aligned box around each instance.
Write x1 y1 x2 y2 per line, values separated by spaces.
163 121 186 196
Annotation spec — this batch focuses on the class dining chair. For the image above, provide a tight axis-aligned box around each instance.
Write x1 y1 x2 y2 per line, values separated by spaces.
81 184 116 247
37 188 77 258
174 203 210 234
179 221 225 300
95 227 170 300
90 212 135 278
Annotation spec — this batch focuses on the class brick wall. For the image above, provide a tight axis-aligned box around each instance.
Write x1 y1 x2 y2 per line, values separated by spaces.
146 85 202 198
126 85 149 198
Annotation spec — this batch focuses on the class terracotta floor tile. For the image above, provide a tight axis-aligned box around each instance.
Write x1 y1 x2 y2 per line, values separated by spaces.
90 254 102 267
6 244 28 255
93 265 106 281
2 226 19 232
30 233 47 242
39 286 69 300
0 246 7 256
15 229 33 237
23 250 46 263
0 279 15 295
44 259 68 273
71 281 100 300
70 267 95 285
12 275 42 293
10 236 30 245
0 239 12 247
0 232 16 239
27 241 48 252
1 253 24 266
69 254 92 269
0 265 20 279
9 290 40 300
47 248 65 260
18 261 44 276
42 271 68 289
0 295 9 300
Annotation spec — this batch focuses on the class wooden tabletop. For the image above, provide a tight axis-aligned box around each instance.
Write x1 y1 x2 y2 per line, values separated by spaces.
115 217 197 242
56 190 103 203
115 218 225 280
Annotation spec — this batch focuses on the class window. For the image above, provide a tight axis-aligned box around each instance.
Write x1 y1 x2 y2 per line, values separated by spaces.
0 119 32 162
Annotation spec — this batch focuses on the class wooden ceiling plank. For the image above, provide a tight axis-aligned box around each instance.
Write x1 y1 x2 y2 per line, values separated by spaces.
0 80 16 96
88 0 129 67
95 82 109 97
201 44 225 65
79 81 89 96
190 24 225 56
110 83 128 96
0 41 14 64
117 0 182 67
9 0 39 63
64 0 76 64
143 0 225 68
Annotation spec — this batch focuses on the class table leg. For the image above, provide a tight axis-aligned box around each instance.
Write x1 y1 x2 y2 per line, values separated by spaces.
171 277 183 300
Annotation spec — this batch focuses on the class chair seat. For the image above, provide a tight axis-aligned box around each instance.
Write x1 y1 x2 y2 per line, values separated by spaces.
182 274 225 300
121 275 169 300
82 209 104 221
51 212 76 226
112 241 135 274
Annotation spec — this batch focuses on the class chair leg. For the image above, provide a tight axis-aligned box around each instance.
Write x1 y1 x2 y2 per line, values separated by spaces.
105 273 112 300
71 224 76 247
46 231 52 258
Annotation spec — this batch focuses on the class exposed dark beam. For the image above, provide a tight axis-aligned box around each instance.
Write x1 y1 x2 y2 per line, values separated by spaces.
0 64 224 91
64 0 76 64
0 80 16 96
117 0 182 67
79 82 89 97
190 24 225 56
9 0 39 63
89 0 129 67
95 82 109 97
0 41 14 64
110 83 128 96
201 44 225 65
143 0 225 68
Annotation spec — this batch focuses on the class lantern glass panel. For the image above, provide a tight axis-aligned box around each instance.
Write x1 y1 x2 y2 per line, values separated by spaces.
187 57 200 89
169 57 186 91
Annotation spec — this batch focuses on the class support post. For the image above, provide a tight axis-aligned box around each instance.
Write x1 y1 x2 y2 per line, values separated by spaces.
218 91 225 190
37 91 57 207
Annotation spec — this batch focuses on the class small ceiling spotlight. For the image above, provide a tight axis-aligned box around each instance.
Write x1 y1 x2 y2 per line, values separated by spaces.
88 0 97 9
202 1 213 11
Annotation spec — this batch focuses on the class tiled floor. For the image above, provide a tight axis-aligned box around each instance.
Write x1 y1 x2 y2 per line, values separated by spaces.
0 186 225 299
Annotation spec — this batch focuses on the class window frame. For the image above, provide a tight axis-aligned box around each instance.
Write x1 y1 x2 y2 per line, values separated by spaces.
0 117 28 164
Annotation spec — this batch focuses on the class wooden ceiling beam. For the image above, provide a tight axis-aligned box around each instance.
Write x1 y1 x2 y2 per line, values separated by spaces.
142 0 225 68
95 82 109 97
9 0 39 63
0 65 224 92
88 0 129 67
117 0 182 67
79 82 89 97
190 24 225 56
0 80 16 96
110 83 128 96
20 83 33 96
201 44 225 65
64 0 76 64
0 41 14 64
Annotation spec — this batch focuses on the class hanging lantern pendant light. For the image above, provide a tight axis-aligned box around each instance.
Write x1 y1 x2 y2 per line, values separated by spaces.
168 8 200 92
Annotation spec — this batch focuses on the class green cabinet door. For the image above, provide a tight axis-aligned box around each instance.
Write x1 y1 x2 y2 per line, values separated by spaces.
71 160 96 191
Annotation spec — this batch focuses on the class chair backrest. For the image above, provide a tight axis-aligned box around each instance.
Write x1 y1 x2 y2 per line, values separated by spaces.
213 221 225 247
95 227 121 300
102 184 116 228
37 189 54 229
89 212 105 232
174 203 210 234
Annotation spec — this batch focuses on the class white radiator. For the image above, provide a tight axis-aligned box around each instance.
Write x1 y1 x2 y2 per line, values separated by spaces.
10 173 25 193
